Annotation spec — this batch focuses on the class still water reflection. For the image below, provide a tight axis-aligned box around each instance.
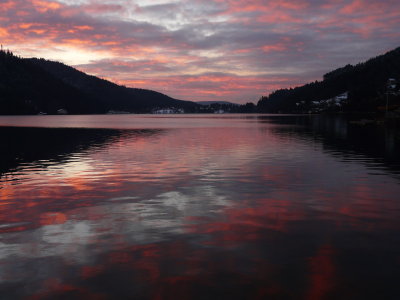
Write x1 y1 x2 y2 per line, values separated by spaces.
0 114 399 299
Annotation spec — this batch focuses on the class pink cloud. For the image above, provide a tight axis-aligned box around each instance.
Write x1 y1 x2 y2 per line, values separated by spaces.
31 0 61 12
80 3 126 14
1 0 399 103
340 0 365 14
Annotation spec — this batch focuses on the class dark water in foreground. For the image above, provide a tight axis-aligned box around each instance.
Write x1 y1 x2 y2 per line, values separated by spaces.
0 114 400 299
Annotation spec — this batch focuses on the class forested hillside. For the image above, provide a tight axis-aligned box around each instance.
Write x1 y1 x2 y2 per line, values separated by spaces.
0 50 197 115
257 47 400 113
30 58 197 113
0 50 99 114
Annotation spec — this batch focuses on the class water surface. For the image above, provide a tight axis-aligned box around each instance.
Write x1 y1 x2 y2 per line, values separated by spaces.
1 114 399 299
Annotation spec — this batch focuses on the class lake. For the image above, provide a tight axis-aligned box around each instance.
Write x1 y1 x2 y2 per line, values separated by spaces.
1 114 399 299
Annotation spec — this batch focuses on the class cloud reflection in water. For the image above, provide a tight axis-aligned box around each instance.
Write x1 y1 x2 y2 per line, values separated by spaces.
0 115 400 299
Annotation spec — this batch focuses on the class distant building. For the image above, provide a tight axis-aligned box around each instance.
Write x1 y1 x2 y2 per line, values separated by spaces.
152 108 184 114
388 78 397 89
307 91 348 112
335 92 348 101
57 108 68 115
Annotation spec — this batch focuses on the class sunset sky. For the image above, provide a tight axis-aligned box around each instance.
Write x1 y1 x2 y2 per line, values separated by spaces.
1 0 400 103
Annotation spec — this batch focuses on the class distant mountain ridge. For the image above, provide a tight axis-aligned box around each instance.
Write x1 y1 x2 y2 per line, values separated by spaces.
257 46 400 113
196 101 239 106
30 58 196 113
0 50 196 115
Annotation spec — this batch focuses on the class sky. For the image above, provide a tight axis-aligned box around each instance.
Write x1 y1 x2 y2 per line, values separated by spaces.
1 0 400 103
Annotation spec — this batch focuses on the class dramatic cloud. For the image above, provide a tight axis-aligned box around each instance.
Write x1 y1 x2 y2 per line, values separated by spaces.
1 0 400 102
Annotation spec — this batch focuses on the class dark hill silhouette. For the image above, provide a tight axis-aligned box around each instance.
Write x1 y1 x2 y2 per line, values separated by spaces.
0 50 197 115
0 50 98 114
29 58 196 113
257 47 400 113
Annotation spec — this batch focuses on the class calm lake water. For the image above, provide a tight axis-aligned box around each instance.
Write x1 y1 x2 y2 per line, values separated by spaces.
1 114 400 299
